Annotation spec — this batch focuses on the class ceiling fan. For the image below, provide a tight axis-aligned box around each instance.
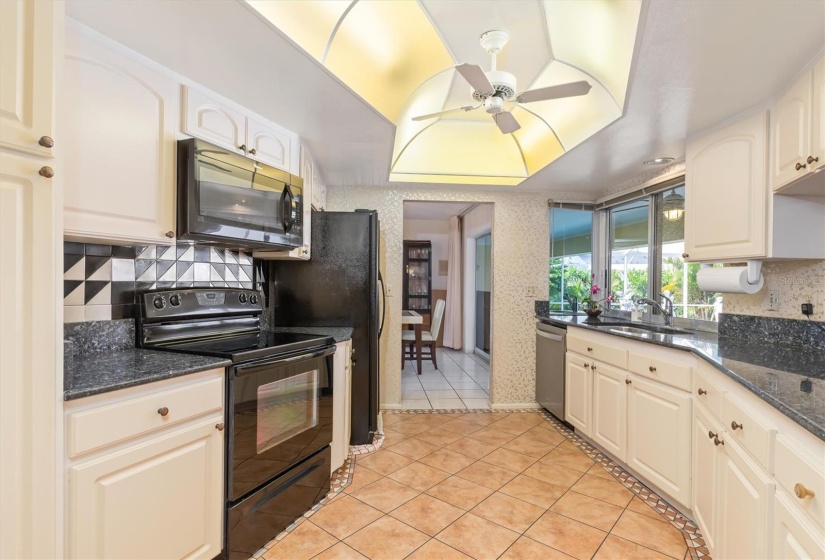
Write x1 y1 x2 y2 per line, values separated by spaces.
412 30 592 134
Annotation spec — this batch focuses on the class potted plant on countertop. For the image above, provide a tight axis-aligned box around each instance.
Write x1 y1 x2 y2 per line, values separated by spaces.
580 274 615 320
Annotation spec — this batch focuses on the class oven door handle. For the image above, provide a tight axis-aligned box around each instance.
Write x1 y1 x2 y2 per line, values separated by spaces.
234 346 336 377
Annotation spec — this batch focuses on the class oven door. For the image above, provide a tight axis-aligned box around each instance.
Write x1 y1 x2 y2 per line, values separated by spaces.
178 138 303 249
228 346 334 503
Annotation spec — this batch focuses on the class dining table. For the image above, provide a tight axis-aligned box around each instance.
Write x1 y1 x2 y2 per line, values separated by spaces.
401 310 424 375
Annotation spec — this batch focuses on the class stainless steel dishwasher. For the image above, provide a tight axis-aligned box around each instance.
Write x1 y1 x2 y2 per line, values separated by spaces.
535 321 566 420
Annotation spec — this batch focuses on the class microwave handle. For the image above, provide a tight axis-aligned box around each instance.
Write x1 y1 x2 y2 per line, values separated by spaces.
282 184 295 233
234 346 336 377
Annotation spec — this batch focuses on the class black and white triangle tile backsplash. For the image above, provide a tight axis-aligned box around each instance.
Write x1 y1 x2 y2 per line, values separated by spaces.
64 241 257 323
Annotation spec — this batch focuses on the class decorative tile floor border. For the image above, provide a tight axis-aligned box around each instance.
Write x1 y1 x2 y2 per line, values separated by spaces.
251 409 711 560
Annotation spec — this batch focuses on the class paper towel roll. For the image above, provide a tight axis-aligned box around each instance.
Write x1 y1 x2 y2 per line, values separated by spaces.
696 266 764 294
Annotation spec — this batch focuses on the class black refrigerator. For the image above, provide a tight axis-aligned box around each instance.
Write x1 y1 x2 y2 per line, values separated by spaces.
267 210 384 445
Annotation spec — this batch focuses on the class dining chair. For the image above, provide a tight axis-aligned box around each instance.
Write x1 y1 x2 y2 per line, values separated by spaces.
403 299 446 370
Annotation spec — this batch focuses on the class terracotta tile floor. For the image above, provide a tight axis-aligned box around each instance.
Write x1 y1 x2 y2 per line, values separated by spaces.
263 411 702 560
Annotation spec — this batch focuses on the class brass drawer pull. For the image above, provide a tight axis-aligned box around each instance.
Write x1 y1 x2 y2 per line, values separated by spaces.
216 423 225 431
796 162 807 171
625 379 632 385
794 483 815 499
39 135 54 148
808 156 820 165
39 166 54 178
649 366 657 373
587 346 593 352
698 388 707 395
591 364 597 371
731 421 743 431
157 407 169 417
714 437 725 446
708 431 718 439
249 148 257 155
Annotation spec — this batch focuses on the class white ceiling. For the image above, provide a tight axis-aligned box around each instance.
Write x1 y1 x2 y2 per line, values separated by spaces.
404 201 476 220
66 0 825 195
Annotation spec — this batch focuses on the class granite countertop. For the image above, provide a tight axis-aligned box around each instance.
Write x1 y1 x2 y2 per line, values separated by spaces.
268 326 354 343
536 313 825 441
64 349 230 401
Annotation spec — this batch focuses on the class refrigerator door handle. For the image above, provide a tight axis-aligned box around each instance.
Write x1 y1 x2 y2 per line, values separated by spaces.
378 271 386 338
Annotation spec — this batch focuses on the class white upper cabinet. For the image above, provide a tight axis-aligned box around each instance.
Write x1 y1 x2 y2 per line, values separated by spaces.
62 25 176 246
772 53 825 192
183 86 299 175
772 71 811 189
0 0 55 158
183 87 246 154
685 111 768 261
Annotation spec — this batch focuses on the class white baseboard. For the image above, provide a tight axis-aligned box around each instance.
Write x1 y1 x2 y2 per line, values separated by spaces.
491 402 542 411
381 404 403 410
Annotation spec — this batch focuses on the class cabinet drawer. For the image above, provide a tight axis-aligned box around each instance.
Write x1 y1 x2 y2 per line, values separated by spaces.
774 435 825 529
567 329 627 369
694 364 725 421
721 392 776 473
628 345 693 392
67 374 223 457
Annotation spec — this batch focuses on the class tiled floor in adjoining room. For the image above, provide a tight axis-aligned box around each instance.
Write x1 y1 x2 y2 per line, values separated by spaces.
263 411 701 560
401 348 490 410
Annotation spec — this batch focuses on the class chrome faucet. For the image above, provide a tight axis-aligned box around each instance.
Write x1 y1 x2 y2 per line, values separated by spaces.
636 293 675 327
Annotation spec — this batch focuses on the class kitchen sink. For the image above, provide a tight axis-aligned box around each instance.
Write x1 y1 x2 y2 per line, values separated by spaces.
587 321 691 336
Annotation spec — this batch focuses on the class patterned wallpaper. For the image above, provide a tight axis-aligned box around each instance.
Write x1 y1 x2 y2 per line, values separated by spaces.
64 241 256 323
326 186 550 407
724 259 825 321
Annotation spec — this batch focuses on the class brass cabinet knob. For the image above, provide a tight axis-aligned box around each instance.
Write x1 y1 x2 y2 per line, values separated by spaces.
731 421 743 431
38 135 54 148
625 379 632 385
591 364 597 371
239 144 247 153
216 423 225 431
584 362 590 369
587 347 593 352
157 407 169 417
698 388 707 395
714 437 725 446
649 366 657 373
249 148 257 155
796 162 807 171
708 431 718 439
38 166 54 178
794 483 815 499
808 156 820 165
682 253 689 258
165 231 175 238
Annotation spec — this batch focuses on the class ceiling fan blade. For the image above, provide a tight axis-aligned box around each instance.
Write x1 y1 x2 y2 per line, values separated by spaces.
412 104 480 121
456 63 496 97
494 111 520 134
516 80 592 103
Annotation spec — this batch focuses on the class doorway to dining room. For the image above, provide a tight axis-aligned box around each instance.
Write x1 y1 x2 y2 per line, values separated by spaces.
400 201 494 410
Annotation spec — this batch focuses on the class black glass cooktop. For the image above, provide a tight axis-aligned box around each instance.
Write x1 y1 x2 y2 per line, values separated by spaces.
158 331 335 362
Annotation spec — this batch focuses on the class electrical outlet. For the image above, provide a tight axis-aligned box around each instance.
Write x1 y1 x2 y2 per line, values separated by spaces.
386 284 393 297
803 293 820 318
767 290 780 311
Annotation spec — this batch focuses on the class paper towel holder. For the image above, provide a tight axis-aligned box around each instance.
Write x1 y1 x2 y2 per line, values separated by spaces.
699 260 763 285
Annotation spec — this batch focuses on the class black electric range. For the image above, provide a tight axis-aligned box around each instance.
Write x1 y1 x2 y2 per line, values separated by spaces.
136 288 337 560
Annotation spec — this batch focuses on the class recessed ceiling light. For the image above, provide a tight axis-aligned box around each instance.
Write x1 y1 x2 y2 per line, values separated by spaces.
644 157 674 165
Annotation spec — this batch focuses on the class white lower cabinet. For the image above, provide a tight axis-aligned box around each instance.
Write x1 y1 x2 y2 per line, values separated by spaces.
773 490 825 560
69 417 224 560
627 374 692 508
331 339 353 473
692 404 724 554
591 362 627 462
564 354 592 437
716 436 775 560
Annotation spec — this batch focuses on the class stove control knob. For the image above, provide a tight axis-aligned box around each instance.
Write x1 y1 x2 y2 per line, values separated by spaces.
153 296 165 310
169 294 181 307
239 293 248 303
250 294 259 305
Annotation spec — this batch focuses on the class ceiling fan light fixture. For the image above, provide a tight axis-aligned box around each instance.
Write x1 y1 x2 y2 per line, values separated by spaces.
644 157 675 165
662 189 685 221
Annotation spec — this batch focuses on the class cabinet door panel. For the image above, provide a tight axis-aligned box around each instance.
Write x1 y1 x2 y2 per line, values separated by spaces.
564 355 591 437
183 86 245 153
247 117 292 172
813 56 825 171
692 405 721 554
627 375 692 508
591 362 627 461
717 439 774 560
69 418 224 560
773 72 811 189
0 0 54 157
62 28 176 245
774 490 825 560
685 111 768 260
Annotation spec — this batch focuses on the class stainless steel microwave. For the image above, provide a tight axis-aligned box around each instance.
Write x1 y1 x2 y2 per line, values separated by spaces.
177 138 303 250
